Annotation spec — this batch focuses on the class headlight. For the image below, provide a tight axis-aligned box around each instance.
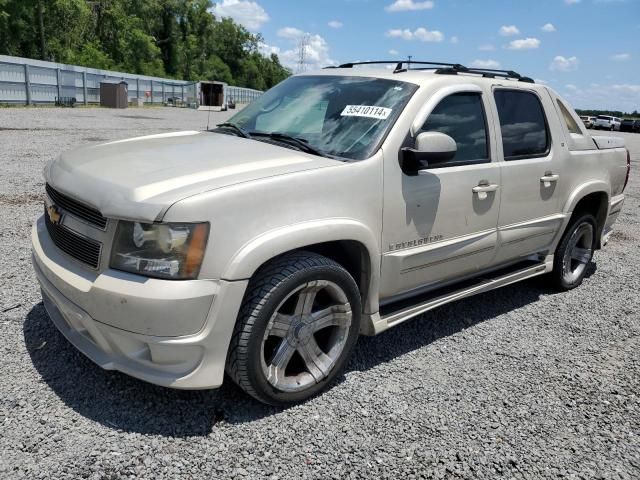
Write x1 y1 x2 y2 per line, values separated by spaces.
110 221 209 280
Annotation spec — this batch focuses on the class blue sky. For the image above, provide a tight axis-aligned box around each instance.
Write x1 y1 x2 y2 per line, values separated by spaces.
211 0 640 112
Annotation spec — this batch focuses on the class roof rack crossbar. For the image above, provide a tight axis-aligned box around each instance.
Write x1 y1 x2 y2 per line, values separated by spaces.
336 60 464 73
462 68 535 83
332 60 534 83
462 67 522 78
338 60 461 68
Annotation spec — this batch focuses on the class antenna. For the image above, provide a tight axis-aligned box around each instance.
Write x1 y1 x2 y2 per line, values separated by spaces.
205 85 211 131
296 34 311 73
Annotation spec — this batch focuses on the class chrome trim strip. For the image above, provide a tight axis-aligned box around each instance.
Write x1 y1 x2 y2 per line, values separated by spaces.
503 229 555 246
400 246 495 274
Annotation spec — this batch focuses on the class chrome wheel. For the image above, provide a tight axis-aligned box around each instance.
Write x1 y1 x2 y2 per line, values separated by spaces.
562 222 594 284
260 280 352 393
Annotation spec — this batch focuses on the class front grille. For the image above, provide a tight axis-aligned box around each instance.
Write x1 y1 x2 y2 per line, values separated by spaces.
45 184 107 229
45 205 102 268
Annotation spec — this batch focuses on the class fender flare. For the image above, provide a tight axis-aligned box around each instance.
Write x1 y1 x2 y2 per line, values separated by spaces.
560 180 611 246
562 180 610 215
222 218 381 315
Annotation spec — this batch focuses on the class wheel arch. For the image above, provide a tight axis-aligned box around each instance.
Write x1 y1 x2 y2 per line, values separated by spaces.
222 219 381 318
303 239 370 295
562 182 610 248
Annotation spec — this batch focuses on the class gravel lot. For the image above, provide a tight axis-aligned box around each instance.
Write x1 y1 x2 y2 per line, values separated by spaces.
1 107 639 479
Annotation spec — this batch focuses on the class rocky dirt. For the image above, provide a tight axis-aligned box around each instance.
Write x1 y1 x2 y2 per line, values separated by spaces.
0 107 638 479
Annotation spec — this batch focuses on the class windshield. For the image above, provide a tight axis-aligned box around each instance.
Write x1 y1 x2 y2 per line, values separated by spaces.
597 115 612 120
226 75 418 160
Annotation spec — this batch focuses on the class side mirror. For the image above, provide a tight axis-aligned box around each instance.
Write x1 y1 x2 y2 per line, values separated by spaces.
400 132 457 175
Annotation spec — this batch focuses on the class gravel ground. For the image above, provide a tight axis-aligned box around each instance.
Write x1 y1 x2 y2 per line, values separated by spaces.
1 107 639 479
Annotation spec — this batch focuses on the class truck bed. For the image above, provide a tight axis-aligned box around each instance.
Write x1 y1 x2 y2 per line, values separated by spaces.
592 135 626 150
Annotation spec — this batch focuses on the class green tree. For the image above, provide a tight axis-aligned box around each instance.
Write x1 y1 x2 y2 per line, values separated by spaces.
211 17 256 78
0 0 40 59
43 0 93 63
0 0 291 88
201 55 233 84
72 41 115 70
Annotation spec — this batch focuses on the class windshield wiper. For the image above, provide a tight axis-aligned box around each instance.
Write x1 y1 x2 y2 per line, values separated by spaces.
250 132 335 158
214 122 251 138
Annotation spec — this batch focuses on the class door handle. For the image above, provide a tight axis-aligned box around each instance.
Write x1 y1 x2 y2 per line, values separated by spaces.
472 182 499 200
472 183 499 193
540 173 560 184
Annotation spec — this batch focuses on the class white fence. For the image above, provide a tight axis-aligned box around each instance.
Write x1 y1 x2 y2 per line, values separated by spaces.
0 55 262 107
225 85 263 104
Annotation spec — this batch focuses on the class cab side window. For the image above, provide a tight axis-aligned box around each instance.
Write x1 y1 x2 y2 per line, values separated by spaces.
494 89 550 160
420 92 489 165
556 99 582 135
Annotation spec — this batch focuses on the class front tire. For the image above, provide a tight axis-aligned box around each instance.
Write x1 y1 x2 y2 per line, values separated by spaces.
550 213 596 291
226 252 362 406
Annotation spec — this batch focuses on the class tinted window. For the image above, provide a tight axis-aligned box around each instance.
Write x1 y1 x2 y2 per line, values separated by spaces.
420 93 489 164
494 90 549 159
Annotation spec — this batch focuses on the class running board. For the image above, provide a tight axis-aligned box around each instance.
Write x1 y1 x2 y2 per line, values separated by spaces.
379 261 549 330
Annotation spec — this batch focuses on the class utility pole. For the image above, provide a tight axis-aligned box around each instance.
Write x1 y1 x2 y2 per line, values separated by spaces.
407 55 412 70
296 34 311 73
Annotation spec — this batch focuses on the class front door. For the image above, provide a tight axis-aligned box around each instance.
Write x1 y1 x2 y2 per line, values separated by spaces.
380 86 501 300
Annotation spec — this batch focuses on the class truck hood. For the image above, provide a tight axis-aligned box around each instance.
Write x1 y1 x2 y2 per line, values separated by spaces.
46 131 338 222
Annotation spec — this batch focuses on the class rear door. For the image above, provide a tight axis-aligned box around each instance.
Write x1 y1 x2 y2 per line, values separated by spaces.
491 87 565 264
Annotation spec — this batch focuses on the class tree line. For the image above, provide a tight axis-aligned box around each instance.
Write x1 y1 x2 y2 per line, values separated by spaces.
0 0 291 90
576 109 640 119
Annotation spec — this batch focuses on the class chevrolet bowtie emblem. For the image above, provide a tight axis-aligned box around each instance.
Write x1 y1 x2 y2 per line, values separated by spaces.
47 205 62 225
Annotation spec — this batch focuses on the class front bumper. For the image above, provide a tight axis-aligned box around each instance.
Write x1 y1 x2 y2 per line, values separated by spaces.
31 216 248 389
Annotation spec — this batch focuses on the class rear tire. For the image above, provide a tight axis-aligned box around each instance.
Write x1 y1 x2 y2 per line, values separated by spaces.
550 213 597 291
226 251 362 406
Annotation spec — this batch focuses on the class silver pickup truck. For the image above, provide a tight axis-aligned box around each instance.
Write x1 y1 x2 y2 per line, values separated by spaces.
32 61 631 406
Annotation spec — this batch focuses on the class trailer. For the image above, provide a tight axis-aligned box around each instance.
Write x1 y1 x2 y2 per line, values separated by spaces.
196 81 263 110
198 80 227 110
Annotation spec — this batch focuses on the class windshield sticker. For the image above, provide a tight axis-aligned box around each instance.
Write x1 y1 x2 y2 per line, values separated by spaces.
341 105 392 120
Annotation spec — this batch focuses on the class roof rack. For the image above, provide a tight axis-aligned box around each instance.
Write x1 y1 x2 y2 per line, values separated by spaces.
459 67 535 83
327 60 534 83
331 60 465 74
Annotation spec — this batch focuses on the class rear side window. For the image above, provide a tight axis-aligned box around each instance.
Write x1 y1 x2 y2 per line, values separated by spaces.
556 99 581 134
420 92 489 164
494 90 550 160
